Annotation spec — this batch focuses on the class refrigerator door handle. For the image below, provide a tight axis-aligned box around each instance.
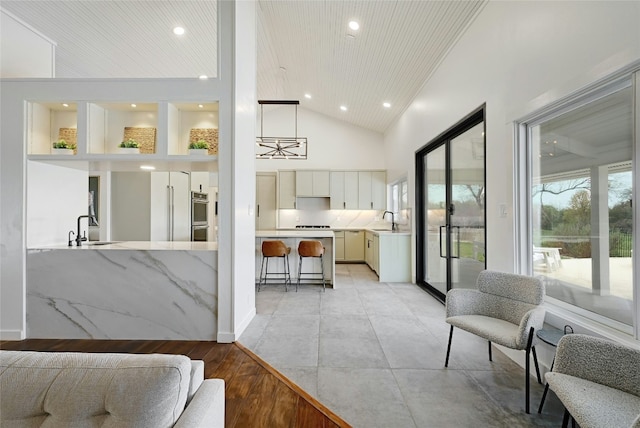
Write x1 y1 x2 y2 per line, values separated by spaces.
170 185 175 241
167 185 171 240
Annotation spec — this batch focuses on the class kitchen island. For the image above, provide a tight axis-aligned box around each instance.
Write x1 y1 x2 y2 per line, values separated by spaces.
26 241 218 340
256 230 335 289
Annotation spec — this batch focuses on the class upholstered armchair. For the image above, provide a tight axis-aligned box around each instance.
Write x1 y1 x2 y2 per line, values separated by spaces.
546 334 640 428
444 270 546 413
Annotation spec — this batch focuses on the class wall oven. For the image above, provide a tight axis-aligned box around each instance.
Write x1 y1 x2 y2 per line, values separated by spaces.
191 191 209 241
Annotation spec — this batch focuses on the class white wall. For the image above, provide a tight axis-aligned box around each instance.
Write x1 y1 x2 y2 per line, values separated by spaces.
384 0 640 275
26 161 87 247
0 10 55 78
256 107 385 171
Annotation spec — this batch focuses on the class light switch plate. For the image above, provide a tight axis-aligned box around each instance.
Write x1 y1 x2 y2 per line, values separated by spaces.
498 203 507 218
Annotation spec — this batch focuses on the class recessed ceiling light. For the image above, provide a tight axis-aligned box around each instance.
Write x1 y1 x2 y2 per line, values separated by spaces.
304 94 312 99
140 165 155 170
62 103 69 107
340 105 347 112
383 102 391 108
173 27 185 36
198 104 204 108
199 75 208 80
131 103 137 108
348 21 359 31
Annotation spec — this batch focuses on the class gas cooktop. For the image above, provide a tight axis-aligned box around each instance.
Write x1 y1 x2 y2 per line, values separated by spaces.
295 225 331 229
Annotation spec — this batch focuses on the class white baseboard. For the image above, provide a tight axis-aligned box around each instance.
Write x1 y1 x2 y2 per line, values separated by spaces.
0 330 25 341
216 307 256 343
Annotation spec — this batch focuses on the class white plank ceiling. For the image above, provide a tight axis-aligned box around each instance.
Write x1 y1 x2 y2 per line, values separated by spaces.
2 0 486 133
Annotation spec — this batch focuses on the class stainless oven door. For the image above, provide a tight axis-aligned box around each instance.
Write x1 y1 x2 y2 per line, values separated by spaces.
191 225 209 242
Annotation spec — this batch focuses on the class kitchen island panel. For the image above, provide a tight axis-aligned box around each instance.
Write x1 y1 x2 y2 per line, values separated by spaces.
255 230 335 288
27 248 217 340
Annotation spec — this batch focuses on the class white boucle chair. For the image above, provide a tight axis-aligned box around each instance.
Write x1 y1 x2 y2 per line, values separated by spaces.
546 334 640 428
444 270 546 413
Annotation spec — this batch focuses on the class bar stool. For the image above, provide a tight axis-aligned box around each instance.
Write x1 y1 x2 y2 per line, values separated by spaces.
297 240 326 292
258 240 291 291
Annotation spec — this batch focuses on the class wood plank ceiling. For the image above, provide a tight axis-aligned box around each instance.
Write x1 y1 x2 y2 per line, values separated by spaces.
2 0 486 133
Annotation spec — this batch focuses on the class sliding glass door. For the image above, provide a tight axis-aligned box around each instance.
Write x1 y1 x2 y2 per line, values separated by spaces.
416 107 486 300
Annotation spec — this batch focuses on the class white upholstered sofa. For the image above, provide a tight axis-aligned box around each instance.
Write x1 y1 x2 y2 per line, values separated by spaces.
0 350 225 428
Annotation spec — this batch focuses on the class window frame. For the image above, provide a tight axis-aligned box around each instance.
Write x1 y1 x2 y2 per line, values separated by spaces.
515 61 640 340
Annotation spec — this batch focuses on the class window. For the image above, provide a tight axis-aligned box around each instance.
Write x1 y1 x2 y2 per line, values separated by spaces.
390 178 408 221
519 70 638 337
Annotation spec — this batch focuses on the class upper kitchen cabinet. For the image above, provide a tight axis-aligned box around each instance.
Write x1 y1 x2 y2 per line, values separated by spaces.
88 103 158 155
358 171 386 210
27 102 79 155
279 170 296 209
167 102 219 156
330 171 358 209
296 170 330 197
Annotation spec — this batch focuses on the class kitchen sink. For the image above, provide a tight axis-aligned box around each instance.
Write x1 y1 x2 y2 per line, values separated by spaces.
83 241 120 246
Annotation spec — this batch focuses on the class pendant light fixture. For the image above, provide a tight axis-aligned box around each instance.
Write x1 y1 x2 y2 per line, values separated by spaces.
256 100 308 160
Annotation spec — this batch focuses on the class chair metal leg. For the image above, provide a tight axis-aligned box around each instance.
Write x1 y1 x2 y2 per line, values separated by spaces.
258 256 265 291
538 357 555 413
297 256 302 292
488 341 492 362
562 408 570 428
532 345 542 384
525 326 535 414
285 254 291 291
445 325 454 367
320 254 326 292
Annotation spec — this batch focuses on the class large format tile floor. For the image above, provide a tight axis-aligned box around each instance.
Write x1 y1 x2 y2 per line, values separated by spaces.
240 263 565 427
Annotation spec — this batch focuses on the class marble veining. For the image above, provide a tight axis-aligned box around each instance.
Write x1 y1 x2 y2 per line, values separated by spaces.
27 248 218 340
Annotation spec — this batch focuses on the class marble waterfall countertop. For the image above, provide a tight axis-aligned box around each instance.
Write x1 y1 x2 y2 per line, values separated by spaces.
29 241 218 251
26 241 218 340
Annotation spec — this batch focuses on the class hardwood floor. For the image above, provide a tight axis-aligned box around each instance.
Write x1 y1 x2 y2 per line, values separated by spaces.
0 339 351 428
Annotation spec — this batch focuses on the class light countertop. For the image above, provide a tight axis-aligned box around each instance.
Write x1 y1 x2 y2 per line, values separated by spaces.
256 230 335 238
29 241 219 251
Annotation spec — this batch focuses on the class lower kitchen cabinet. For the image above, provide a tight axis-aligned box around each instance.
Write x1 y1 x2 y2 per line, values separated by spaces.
366 231 411 282
335 231 345 261
345 230 365 261
335 230 365 262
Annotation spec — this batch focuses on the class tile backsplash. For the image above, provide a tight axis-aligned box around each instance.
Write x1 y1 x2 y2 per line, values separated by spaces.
278 207 410 231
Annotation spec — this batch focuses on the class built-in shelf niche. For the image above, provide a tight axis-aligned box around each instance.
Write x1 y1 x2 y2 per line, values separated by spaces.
88 102 158 155
168 102 219 156
28 102 78 155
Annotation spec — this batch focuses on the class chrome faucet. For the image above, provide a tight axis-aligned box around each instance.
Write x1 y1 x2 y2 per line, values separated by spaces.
76 215 98 246
383 211 397 231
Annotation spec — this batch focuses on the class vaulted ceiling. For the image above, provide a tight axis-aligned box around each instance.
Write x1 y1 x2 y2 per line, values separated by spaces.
1 0 486 133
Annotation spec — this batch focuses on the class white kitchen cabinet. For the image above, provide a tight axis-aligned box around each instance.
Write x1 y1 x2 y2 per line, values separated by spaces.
358 171 386 210
278 170 296 209
256 173 277 230
330 171 358 209
345 230 365 261
334 231 345 261
296 170 330 197
191 171 209 193
365 230 411 282
365 231 375 268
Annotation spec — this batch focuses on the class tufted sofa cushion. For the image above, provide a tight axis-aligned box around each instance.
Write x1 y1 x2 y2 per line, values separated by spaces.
0 350 191 428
